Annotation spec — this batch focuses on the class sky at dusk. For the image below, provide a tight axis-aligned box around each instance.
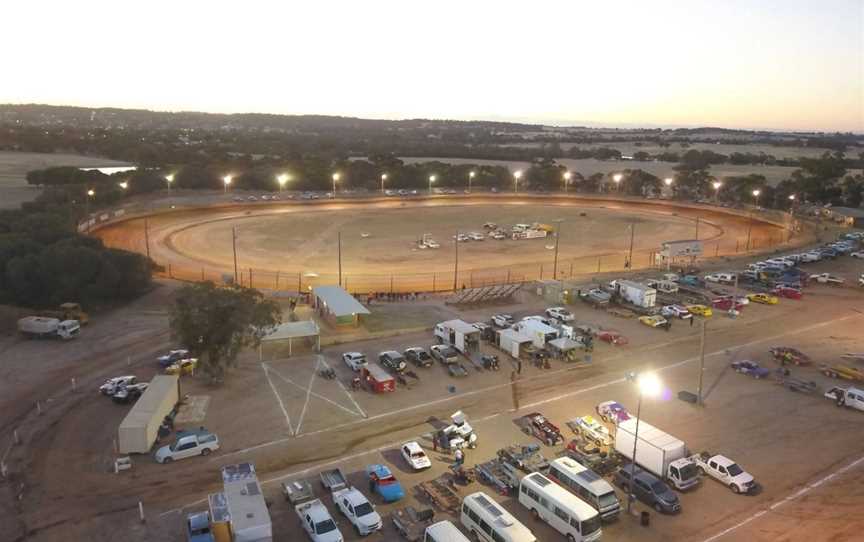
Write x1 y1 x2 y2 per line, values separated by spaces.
2 0 862 131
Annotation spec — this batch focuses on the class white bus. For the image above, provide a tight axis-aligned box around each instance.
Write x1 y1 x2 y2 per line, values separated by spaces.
425 520 471 542
461 491 536 542
547 457 621 521
518 472 602 542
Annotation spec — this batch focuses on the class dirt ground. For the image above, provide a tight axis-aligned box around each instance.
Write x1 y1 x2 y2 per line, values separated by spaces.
2 244 863 542
95 196 792 292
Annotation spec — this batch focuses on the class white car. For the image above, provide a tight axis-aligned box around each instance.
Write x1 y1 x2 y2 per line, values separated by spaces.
342 352 367 371
522 315 555 326
154 429 220 464
661 305 692 319
100 375 137 395
468 232 485 241
799 252 821 263
400 441 432 470
545 307 574 322
491 314 514 328
851 251 864 258
333 487 382 536
425 240 440 249
691 453 757 494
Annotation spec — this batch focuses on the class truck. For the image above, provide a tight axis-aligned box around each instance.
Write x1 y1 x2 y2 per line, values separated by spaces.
17 316 80 340
613 418 700 491
434 320 481 354
689 452 758 494
296 498 344 542
154 428 220 464
332 486 383 535
612 280 657 308
38 302 89 325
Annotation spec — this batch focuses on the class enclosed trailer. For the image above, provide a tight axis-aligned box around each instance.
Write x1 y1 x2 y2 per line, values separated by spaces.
434 319 481 354
117 374 179 454
497 328 533 358
361 363 396 393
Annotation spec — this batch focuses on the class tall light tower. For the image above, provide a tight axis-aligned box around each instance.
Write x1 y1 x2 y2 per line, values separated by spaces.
626 372 662 514
613 173 623 193
85 189 95 232
712 180 723 203
468 171 476 193
513 170 523 193
428 174 437 194
223 175 233 194
380 173 388 194
563 171 572 193
277 173 290 192
165 173 174 191
746 189 761 251
331 173 340 198
118 181 129 191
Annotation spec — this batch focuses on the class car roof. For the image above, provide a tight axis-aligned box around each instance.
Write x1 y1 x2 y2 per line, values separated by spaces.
403 441 424 454
712 455 735 466
381 350 401 356
343 487 370 506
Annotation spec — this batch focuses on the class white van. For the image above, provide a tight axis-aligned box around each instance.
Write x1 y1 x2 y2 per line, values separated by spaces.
425 520 470 542
548 457 620 521
519 472 602 542
461 492 536 542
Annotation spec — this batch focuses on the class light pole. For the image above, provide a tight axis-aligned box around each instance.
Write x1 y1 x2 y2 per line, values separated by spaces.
513 170 523 193
165 173 174 191
85 188 95 232
563 171 572 193
380 173 387 194
223 175 233 194
468 171 475 193
613 173 623 193
428 174 436 194
277 173 290 192
626 372 662 515
712 180 722 203
119 181 128 191
552 219 563 278
746 189 760 251
331 173 340 198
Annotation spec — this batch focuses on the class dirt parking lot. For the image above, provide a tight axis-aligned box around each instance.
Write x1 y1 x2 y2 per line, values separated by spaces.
2 238 863 542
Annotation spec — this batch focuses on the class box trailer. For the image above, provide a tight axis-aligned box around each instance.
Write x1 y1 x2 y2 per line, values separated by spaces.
614 418 699 490
361 363 396 393
434 319 481 354
497 328 533 358
117 374 179 454
615 280 657 308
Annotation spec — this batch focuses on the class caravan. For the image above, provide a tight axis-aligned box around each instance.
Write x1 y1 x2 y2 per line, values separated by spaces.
461 492 536 542
518 472 602 541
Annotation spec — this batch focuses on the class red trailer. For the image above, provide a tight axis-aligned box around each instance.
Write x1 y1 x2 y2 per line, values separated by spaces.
362 363 396 393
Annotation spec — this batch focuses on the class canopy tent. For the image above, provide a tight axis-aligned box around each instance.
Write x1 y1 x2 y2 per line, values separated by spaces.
313 285 371 326
259 320 320 360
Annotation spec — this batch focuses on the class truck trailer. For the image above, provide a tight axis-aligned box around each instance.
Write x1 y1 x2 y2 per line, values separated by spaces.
613 418 699 490
613 280 657 308
434 320 480 354
17 316 80 340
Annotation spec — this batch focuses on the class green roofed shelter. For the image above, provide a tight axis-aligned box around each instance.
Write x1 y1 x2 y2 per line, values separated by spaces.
312 285 371 327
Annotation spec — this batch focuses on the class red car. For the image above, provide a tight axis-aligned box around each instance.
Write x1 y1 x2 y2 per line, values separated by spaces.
712 297 745 311
598 331 628 345
771 286 803 300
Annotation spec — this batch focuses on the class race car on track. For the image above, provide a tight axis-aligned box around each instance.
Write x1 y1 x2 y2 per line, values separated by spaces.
687 304 714 317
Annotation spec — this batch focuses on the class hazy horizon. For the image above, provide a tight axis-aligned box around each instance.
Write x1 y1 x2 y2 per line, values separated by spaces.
2 0 862 132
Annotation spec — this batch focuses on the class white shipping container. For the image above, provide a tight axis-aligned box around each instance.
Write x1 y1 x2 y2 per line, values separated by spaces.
118 375 179 454
614 418 686 479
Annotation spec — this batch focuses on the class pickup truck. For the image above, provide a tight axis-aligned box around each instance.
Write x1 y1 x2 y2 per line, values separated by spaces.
154 429 220 464
430 344 459 364
333 486 382 536
825 386 864 411
690 452 757 494
296 498 344 542
810 273 845 285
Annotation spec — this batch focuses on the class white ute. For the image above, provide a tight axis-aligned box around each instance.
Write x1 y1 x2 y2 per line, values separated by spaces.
342 352 367 371
333 486 382 536
297 499 343 542
154 429 220 464
545 307 575 322
690 452 757 494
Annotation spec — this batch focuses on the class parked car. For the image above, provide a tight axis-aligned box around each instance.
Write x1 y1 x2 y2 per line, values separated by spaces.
100 375 137 395
661 305 692 319
333 486 382 536
690 452 757 494
687 304 714 317
712 298 744 311
747 293 779 305
851 251 864 259
614 464 681 514
403 347 433 367
771 286 803 300
545 307 574 322
378 351 407 373
157 349 190 367
112 382 149 403
571 415 612 446
342 352 367 371
430 344 459 364
491 314 514 328
400 441 432 471
154 429 220 464
365 464 404 502
810 273 845 285
595 401 630 424
638 315 668 328
731 360 772 379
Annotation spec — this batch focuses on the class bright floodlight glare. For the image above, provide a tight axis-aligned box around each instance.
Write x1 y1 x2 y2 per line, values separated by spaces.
514 170 523 180
429 175 436 182
87 189 95 197
613 173 623 183
752 189 761 197
165 174 174 183
119 181 128 189
664 177 673 186
563 171 572 180
277 173 289 186
223 175 233 185
332 173 340 181
788 194 796 200
712 181 722 190
637 372 662 397
381 173 387 180
469 171 476 178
